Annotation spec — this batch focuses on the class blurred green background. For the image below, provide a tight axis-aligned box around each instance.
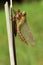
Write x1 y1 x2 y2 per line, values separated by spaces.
0 0 43 65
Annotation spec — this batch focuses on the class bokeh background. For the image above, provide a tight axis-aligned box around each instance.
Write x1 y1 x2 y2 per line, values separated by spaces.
0 0 43 65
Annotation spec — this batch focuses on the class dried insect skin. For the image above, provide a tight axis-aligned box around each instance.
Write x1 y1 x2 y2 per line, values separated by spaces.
12 15 17 36
12 9 21 36
13 9 21 20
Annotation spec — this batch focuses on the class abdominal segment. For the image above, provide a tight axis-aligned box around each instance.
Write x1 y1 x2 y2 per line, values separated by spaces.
17 23 28 45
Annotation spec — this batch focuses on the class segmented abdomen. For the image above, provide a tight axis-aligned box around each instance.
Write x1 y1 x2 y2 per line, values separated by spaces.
17 19 28 45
